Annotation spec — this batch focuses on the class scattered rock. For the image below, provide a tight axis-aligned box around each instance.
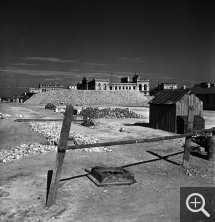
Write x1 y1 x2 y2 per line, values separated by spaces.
81 118 96 127
0 113 11 119
119 127 125 132
0 142 57 164
45 103 57 110
0 120 112 164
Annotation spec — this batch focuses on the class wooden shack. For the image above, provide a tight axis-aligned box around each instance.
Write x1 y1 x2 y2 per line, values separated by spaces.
149 89 203 133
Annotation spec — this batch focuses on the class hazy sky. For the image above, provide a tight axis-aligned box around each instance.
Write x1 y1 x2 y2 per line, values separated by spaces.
1 0 215 97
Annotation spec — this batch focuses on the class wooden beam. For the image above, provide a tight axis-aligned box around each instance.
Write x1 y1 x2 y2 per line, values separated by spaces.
183 106 194 167
46 104 74 208
207 135 215 161
15 118 63 122
65 128 215 151
14 118 83 122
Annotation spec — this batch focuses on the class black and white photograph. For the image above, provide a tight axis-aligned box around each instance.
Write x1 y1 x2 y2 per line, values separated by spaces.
0 0 215 221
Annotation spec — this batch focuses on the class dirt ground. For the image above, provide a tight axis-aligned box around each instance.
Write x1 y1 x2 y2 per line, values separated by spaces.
0 103 215 222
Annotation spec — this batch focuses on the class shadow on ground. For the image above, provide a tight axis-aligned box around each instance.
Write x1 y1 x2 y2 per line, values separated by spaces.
124 122 150 127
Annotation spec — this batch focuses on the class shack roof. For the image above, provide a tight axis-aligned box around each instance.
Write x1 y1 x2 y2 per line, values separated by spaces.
149 89 192 105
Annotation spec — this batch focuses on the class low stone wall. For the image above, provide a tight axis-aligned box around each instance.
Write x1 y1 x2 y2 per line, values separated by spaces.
25 89 150 106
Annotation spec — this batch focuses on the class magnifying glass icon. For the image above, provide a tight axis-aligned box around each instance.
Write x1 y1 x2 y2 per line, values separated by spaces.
186 193 210 217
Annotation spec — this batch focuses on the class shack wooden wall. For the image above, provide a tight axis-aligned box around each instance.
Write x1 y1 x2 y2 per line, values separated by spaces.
175 94 203 116
149 93 203 133
149 104 176 133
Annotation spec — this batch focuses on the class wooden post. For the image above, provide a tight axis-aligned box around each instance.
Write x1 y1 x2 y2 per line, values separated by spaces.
46 104 74 208
212 128 215 136
46 170 53 205
206 135 215 161
182 106 194 167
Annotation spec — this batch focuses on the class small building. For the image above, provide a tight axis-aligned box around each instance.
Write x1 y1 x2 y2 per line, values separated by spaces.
39 83 64 92
193 82 214 88
29 88 42 93
158 83 177 90
68 86 77 90
149 89 203 133
19 93 35 103
191 87 215 110
10 96 19 103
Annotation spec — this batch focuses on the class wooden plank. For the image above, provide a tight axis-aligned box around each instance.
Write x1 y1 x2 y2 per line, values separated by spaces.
65 127 215 151
206 135 215 161
15 118 64 122
183 106 194 167
46 104 74 208
14 118 83 122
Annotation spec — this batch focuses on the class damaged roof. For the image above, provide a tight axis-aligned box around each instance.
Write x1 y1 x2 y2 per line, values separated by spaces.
149 89 191 104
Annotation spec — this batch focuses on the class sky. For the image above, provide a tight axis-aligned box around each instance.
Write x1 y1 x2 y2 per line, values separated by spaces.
1 0 215 97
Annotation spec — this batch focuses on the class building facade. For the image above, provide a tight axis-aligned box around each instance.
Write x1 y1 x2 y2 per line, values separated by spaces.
193 82 215 88
29 88 42 93
158 83 177 90
39 83 64 92
68 86 77 90
191 87 215 110
77 73 150 95
29 83 64 93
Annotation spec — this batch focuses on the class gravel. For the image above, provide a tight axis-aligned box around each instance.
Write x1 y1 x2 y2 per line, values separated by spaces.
0 121 112 164
24 89 151 106
0 113 11 119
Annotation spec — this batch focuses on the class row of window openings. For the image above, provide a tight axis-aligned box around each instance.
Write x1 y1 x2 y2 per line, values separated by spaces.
98 86 148 90
98 86 135 90
110 86 135 90
41 88 60 92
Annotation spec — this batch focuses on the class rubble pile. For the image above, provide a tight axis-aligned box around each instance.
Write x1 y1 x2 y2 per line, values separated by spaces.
45 103 57 110
29 122 112 152
0 121 112 164
0 143 56 163
80 107 143 119
0 113 11 119
24 89 149 106
81 118 96 127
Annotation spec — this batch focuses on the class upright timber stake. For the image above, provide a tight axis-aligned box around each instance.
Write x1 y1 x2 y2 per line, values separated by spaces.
46 104 74 208
182 106 194 167
206 135 215 161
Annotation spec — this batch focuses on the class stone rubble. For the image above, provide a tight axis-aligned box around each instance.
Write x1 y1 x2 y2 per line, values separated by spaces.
0 121 112 164
0 142 57 164
80 107 143 119
24 89 151 106
0 113 11 119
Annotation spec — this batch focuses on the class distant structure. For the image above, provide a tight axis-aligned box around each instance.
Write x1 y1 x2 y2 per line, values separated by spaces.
157 83 177 90
19 93 35 103
191 82 215 110
39 83 64 92
67 86 77 90
29 83 64 93
29 88 42 93
193 82 214 88
181 84 186 89
77 73 150 95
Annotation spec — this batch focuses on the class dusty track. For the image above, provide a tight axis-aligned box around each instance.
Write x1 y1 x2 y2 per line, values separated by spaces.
0 103 214 222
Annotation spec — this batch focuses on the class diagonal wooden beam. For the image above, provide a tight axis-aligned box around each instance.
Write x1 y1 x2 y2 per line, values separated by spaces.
46 104 74 208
